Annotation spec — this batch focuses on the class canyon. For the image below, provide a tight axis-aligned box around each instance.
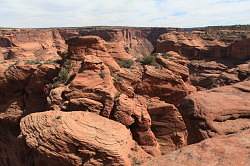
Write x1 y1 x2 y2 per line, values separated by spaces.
0 25 249 166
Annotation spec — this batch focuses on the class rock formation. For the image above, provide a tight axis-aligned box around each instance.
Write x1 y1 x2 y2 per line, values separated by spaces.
0 25 250 165
145 129 250 166
20 111 150 166
180 81 250 144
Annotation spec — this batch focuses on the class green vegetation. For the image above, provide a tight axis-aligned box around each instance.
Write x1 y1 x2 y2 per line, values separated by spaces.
43 60 56 64
112 74 123 83
52 59 72 87
114 92 122 101
58 67 70 83
162 53 171 59
26 60 42 65
63 59 72 69
118 59 134 68
56 116 62 120
99 70 105 79
25 59 56 65
51 67 70 88
140 55 158 66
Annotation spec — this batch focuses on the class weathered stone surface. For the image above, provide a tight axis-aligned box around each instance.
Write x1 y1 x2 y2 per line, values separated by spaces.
155 54 189 81
113 94 161 156
156 30 250 60
1 26 250 166
0 29 67 61
67 36 120 71
145 130 250 166
0 99 28 166
147 98 187 154
20 111 150 166
136 65 194 105
0 62 58 113
189 60 249 89
180 81 250 143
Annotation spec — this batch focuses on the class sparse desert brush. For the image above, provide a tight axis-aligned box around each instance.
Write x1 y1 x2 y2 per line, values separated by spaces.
118 59 134 68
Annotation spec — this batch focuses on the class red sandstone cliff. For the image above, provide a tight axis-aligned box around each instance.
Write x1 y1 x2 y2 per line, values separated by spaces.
0 26 249 166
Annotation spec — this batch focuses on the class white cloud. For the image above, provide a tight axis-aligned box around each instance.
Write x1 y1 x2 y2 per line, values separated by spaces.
0 0 250 28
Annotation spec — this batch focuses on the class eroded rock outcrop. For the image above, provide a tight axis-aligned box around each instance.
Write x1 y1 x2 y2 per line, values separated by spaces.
136 54 195 105
113 94 160 156
20 111 150 166
180 81 250 144
0 29 67 61
0 61 58 114
189 60 250 89
145 129 250 166
147 98 187 154
1 26 250 166
156 30 250 60
0 61 59 166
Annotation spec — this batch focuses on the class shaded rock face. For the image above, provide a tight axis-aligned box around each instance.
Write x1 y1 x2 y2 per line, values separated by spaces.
147 98 187 155
112 94 160 156
0 62 59 166
0 62 58 114
145 129 250 166
0 26 250 166
180 81 250 144
0 99 26 166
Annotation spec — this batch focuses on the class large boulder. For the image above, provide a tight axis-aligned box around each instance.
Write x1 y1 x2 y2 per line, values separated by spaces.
20 111 150 166
180 81 250 143
145 130 250 166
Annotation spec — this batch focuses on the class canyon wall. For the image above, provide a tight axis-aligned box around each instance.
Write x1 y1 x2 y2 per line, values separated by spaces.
0 26 249 166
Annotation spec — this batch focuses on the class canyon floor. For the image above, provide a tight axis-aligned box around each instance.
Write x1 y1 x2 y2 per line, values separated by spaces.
0 25 249 166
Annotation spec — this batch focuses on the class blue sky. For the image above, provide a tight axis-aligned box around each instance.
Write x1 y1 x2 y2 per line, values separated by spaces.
0 0 250 28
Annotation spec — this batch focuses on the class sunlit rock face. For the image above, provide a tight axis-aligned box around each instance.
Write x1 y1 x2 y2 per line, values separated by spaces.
0 26 250 166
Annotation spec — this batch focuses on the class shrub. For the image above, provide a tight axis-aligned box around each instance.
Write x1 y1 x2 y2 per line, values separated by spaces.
140 55 158 66
114 92 122 101
112 74 123 83
99 70 105 79
26 60 42 65
52 59 73 88
63 59 72 69
56 116 62 120
52 67 70 88
58 67 70 83
118 59 134 68
26 59 57 65
162 53 171 59
43 60 56 64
